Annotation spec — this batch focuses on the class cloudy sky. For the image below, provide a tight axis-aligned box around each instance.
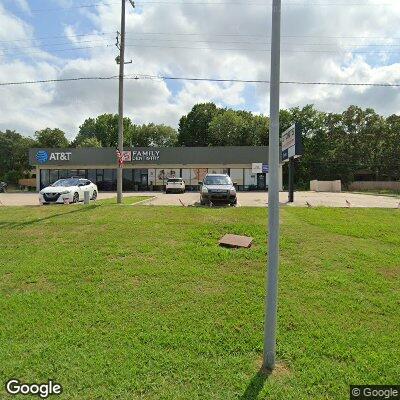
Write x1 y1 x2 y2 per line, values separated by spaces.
1 0 400 139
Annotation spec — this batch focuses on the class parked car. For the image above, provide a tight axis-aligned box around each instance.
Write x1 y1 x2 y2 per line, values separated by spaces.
166 178 185 194
0 181 7 193
200 174 237 206
39 178 98 204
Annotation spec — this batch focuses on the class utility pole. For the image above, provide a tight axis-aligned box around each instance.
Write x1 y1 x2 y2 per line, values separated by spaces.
264 0 281 371
116 0 134 204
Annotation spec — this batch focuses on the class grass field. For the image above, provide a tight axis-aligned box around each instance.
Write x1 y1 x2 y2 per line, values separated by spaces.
0 202 399 399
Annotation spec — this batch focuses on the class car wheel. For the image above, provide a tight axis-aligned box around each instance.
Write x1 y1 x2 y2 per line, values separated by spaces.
73 192 79 203
91 190 97 200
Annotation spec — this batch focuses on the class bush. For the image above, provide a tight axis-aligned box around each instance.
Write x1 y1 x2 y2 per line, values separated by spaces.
4 170 22 184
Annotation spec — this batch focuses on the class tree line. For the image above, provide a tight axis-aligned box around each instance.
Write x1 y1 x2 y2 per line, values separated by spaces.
1 104 399 187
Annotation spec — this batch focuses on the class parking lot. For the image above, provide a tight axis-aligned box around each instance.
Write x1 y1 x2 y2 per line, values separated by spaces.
0 191 398 208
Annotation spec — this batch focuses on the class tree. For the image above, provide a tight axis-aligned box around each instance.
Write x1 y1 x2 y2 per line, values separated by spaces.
178 103 222 146
208 109 268 146
75 114 134 147
126 123 177 147
76 137 102 148
0 130 36 183
34 128 69 148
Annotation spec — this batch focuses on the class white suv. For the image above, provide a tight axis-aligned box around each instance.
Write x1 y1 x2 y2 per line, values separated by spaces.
166 178 185 194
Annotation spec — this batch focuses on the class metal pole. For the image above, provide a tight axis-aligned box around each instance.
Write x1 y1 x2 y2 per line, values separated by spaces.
264 0 281 371
288 157 294 203
117 0 126 204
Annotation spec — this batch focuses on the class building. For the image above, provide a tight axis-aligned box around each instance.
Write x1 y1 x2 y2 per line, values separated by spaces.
29 146 283 192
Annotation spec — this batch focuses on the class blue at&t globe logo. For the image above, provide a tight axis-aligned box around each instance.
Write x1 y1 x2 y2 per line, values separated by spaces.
36 150 49 164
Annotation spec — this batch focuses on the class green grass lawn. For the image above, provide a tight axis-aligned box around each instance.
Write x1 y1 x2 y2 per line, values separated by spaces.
94 195 152 205
0 204 399 399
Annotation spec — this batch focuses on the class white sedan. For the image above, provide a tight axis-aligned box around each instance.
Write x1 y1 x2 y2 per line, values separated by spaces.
39 178 98 204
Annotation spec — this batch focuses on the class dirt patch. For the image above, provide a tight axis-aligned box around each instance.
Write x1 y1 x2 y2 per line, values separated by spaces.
255 356 292 379
192 282 224 295
379 266 399 280
1 276 55 294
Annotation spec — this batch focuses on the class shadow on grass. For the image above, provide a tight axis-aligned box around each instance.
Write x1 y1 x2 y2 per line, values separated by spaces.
240 367 271 400
0 204 97 229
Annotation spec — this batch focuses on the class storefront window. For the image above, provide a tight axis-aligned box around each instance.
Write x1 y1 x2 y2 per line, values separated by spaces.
182 169 191 186
229 169 244 188
59 170 69 179
87 170 97 183
123 169 134 190
98 169 116 191
148 169 156 187
244 168 257 190
155 169 180 185
190 169 207 185
49 170 59 184
40 170 50 189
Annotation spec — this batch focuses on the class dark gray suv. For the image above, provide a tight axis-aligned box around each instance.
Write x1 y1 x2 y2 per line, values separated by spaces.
200 174 237 206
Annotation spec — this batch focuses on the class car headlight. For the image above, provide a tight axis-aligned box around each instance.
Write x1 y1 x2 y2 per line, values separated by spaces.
201 186 208 193
60 190 70 195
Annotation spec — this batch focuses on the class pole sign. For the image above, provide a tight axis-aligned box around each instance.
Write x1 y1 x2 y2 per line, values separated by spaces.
281 124 303 162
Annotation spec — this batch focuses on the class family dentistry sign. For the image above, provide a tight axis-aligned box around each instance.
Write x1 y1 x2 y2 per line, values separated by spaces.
132 150 160 161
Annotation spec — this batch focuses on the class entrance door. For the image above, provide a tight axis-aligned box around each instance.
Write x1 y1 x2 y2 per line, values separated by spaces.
140 174 148 191
257 173 266 190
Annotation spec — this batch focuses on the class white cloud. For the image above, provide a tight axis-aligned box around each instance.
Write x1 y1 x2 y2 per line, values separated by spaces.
1 0 400 138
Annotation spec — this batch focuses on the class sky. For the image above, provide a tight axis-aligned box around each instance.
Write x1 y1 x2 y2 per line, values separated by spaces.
1 0 400 140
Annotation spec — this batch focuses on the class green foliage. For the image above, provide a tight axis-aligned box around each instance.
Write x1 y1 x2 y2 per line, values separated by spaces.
34 128 69 148
76 137 102 148
208 109 268 146
0 130 36 182
75 114 177 148
127 123 178 147
178 103 222 146
75 114 134 147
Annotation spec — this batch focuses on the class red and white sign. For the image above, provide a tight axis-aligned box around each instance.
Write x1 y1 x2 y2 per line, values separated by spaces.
116 150 132 166
122 150 132 162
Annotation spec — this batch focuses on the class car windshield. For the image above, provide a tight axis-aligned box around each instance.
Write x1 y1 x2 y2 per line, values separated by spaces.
51 178 80 187
168 179 182 182
204 175 232 185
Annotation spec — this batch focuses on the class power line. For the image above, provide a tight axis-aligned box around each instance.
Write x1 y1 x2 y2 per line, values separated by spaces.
8 38 400 52
5 31 400 44
0 45 110 58
124 43 400 54
130 74 400 87
0 39 110 52
0 76 119 86
0 32 115 44
1 74 400 87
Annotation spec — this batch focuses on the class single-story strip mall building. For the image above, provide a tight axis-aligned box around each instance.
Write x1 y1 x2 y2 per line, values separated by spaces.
29 146 283 192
